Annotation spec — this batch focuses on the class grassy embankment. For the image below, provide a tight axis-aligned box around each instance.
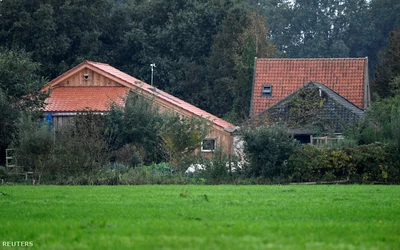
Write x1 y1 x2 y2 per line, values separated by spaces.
0 185 399 249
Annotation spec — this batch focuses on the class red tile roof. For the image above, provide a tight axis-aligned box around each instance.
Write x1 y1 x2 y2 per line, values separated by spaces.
251 58 369 116
43 61 236 130
45 87 129 112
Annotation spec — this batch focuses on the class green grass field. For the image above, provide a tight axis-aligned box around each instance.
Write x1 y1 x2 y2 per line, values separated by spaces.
0 185 399 250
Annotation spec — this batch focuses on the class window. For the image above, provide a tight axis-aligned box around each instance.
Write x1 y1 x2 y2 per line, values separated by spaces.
262 85 272 97
202 138 216 152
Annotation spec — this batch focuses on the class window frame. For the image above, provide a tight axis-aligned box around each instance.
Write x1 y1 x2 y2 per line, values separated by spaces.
201 138 217 152
262 84 272 97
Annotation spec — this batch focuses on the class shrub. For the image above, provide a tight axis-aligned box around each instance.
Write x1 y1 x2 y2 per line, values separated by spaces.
286 142 400 183
160 112 212 177
285 144 321 182
110 144 143 168
349 96 400 147
105 92 166 165
48 113 109 179
200 148 230 184
242 124 300 180
0 165 6 179
11 112 55 183
144 162 172 175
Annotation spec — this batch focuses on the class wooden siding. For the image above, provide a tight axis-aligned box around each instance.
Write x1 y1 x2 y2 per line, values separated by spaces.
197 128 233 157
58 68 121 87
52 116 74 130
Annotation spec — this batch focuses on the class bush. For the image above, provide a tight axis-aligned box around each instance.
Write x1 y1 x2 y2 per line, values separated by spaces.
144 162 172 174
47 113 109 180
0 165 6 179
242 124 299 180
286 142 400 183
349 96 400 147
160 112 211 177
199 148 230 184
286 145 354 182
11 112 55 183
110 144 143 168
105 93 166 165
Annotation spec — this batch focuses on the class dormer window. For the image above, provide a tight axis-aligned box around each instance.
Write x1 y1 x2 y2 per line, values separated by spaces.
262 85 272 97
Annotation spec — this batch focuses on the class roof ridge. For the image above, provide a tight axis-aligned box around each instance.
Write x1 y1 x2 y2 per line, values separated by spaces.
53 86 127 88
87 62 144 86
44 60 236 130
85 60 111 66
257 57 367 61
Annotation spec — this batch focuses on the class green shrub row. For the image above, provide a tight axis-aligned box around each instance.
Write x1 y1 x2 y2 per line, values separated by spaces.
286 143 399 183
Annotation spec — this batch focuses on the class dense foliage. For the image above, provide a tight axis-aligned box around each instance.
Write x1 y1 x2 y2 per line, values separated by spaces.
1 0 398 122
373 27 400 98
105 93 166 165
242 124 300 180
11 112 54 183
160 112 211 176
257 0 400 70
0 0 275 123
0 49 47 165
7 94 212 182
286 143 399 183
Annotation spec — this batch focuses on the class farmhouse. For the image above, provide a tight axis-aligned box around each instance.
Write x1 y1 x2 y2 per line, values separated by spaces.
250 58 371 142
41 61 238 155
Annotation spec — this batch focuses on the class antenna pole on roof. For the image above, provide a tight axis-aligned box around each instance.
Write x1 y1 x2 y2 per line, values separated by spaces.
150 63 156 86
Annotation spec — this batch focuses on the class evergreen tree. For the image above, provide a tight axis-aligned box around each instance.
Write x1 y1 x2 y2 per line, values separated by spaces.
205 8 275 122
373 27 400 98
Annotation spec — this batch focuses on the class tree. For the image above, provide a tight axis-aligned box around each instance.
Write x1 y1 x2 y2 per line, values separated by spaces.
0 0 114 79
367 0 400 69
159 113 212 177
233 12 275 120
261 0 371 58
0 48 47 164
0 48 47 108
372 26 400 98
205 8 275 122
104 92 166 165
351 95 400 145
0 0 274 121
0 90 18 164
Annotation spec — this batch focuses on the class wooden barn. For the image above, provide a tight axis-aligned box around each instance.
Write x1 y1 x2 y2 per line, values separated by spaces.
41 61 238 156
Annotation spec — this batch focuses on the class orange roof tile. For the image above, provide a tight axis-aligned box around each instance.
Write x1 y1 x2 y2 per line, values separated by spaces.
43 61 236 130
45 87 129 112
250 58 369 116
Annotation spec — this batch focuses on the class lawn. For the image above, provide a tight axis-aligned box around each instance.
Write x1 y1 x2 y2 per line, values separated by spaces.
0 185 399 250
